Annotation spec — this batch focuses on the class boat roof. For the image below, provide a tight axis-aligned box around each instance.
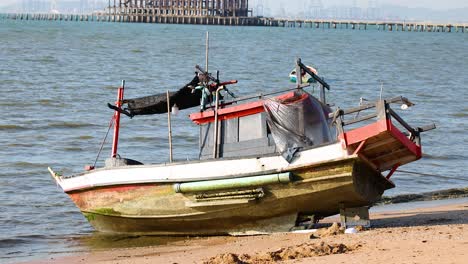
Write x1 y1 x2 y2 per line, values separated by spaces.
189 91 304 125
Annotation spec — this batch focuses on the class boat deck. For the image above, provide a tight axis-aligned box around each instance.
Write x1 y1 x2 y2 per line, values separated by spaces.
342 115 422 172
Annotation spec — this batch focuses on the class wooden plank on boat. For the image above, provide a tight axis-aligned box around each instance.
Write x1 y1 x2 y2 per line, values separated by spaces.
360 137 395 152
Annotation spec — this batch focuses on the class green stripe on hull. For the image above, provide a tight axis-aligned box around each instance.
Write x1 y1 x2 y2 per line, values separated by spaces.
173 172 292 193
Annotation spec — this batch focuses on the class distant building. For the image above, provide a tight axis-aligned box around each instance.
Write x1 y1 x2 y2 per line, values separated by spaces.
117 0 250 17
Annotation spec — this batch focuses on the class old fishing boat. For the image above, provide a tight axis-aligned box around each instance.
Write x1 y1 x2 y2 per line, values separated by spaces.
49 59 434 234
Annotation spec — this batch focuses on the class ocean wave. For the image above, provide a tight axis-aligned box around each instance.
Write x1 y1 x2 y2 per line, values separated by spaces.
423 153 466 160
0 124 30 131
378 187 468 205
78 135 94 140
24 55 58 63
7 143 35 147
0 235 46 248
103 85 118 90
47 122 96 129
0 161 49 169
450 112 468 118
132 136 166 142
63 147 84 151
37 99 66 107
0 102 31 107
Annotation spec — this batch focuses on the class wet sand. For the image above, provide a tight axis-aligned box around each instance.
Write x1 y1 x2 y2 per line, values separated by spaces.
33 199 467 264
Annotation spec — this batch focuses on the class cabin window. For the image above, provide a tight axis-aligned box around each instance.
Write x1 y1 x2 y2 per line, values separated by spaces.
222 118 239 144
238 114 264 141
199 112 274 159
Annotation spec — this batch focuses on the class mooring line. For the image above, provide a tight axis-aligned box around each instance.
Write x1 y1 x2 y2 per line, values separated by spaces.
93 116 115 168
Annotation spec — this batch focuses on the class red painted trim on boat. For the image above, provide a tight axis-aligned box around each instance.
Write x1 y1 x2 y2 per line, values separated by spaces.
341 118 422 160
189 91 302 125
342 119 389 146
388 122 422 158
111 86 124 158
386 164 400 179
352 139 367 155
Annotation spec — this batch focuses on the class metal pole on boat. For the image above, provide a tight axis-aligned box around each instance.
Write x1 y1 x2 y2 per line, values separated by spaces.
166 90 173 163
111 80 125 158
320 84 326 104
213 86 225 159
295 58 302 88
205 31 209 73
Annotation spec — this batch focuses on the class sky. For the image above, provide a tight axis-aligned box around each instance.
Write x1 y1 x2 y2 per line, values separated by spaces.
1 0 468 10
257 0 468 10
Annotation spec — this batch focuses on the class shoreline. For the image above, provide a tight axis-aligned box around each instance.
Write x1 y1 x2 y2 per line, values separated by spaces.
25 196 467 264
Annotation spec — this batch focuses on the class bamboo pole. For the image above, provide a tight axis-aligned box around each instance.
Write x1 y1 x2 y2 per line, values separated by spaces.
166 90 173 163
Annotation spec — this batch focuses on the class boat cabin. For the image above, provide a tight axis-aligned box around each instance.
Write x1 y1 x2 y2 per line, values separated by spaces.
189 91 336 160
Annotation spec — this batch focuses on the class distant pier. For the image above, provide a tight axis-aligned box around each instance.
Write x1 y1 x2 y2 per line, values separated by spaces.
1 12 466 33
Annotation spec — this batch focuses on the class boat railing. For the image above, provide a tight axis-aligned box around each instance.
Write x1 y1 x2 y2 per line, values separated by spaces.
331 96 436 145
203 84 310 111
296 58 330 104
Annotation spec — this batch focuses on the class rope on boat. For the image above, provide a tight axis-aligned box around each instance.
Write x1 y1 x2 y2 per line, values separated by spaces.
93 116 115 168
395 169 468 182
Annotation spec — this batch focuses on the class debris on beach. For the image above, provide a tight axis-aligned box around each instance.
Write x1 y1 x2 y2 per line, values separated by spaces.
203 241 358 264
314 222 345 238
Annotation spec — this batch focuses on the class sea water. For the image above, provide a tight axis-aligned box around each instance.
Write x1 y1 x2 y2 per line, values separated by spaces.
0 20 467 262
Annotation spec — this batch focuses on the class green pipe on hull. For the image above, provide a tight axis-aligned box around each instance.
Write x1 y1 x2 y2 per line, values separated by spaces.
173 172 292 193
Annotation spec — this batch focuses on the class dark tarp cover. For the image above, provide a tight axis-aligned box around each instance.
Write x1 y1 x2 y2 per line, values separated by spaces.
263 90 334 162
121 75 202 117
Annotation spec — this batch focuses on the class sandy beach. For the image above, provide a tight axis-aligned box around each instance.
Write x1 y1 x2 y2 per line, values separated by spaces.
31 198 467 264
